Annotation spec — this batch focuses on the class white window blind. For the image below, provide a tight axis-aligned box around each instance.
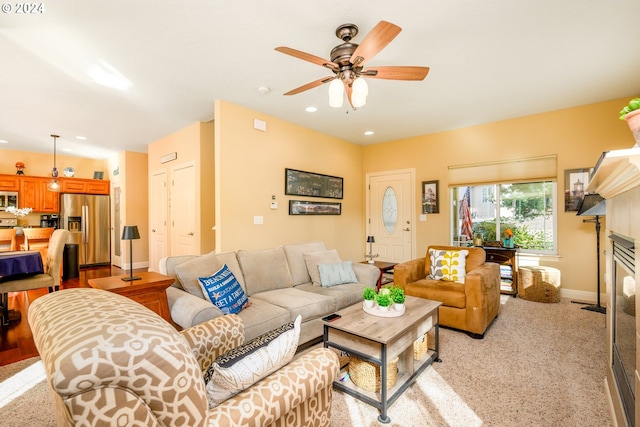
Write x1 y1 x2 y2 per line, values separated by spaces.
447 155 557 186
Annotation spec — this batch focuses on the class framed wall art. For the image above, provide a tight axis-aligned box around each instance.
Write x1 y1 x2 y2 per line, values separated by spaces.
285 168 343 199
289 200 341 215
422 180 439 214
564 168 591 212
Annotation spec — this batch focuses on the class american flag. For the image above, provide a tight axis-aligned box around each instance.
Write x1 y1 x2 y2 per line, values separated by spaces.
460 187 473 239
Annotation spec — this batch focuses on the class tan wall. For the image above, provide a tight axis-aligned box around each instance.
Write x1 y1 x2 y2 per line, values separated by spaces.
121 151 149 266
147 121 215 254
214 100 365 261
363 97 636 294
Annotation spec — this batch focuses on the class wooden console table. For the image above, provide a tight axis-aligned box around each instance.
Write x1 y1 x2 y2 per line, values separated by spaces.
362 261 397 290
483 247 518 296
88 271 174 322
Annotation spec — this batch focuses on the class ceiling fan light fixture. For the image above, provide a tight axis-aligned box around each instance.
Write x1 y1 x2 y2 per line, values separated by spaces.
328 78 344 108
351 77 368 108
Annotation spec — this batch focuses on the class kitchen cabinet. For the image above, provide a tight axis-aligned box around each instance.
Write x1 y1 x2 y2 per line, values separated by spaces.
19 177 59 213
60 178 110 195
0 174 20 191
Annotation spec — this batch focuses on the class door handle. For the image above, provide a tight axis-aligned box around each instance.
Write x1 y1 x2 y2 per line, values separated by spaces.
188 232 194 236
152 229 156 232
403 227 410 231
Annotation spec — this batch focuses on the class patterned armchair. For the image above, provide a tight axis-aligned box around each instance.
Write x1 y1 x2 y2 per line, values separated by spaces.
28 288 339 427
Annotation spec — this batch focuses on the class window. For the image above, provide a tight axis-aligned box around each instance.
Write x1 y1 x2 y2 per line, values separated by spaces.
451 181 557 254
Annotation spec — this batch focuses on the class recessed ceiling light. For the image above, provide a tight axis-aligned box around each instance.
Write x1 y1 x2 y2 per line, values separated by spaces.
364 131 374 136
0 139 8 144
76 136 87 140
257 86 270 94
305 106 318 113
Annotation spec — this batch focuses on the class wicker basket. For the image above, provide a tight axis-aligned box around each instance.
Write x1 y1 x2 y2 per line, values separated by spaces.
413 333 428 360
348 355 398 392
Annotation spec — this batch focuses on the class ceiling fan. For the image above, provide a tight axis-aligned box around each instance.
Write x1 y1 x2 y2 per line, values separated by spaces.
275 21 430 109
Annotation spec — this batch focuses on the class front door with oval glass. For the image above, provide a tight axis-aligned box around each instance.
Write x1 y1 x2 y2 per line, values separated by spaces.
367 170 414 263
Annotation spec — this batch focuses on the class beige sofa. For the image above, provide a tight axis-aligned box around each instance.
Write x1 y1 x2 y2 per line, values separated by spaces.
29 288 339 427
161 242 379 345
394 245 501 339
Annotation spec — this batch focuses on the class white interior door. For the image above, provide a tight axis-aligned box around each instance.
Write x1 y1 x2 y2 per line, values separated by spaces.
171 162 198 256
149 169 168 271
367 169 415 263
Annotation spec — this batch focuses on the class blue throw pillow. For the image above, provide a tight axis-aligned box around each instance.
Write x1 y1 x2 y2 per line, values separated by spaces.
198 264 250 314
317 261 358 287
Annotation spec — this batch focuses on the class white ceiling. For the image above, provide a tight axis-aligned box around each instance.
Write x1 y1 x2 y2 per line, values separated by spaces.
2 1 640 159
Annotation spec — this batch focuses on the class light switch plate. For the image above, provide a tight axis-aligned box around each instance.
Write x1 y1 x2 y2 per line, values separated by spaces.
253 215 264 225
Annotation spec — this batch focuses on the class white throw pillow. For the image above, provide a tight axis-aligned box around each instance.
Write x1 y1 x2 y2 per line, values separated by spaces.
204 315 301 408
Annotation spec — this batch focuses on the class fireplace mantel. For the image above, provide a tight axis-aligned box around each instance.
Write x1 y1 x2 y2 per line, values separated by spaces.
587 147 640 198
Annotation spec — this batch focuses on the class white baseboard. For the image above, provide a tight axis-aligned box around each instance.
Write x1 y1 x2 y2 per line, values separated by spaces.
559 288 604 304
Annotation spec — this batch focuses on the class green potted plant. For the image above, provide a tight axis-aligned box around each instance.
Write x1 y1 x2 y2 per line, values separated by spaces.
376 293 392 311
363 286 376 308
389 286 406 310
619 97 640 147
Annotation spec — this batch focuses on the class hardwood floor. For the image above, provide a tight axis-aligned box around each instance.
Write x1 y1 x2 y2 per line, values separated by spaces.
0 265 143 366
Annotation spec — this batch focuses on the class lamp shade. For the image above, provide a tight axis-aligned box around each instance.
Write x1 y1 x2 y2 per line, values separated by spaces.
577 194 606 216
367 235 375 243
122 225 140 240
328 78 344 108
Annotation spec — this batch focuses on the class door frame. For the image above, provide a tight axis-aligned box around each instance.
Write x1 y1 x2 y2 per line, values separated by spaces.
365 168 417 262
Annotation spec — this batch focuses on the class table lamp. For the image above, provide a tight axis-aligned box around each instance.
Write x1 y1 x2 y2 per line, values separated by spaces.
121 225 141 282
366 235 379 264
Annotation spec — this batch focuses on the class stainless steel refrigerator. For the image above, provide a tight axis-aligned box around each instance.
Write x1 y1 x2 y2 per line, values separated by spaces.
60 193 111 267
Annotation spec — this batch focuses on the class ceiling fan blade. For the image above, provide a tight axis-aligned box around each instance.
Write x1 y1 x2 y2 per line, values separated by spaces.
363 66 430 81
275 47 339 71
345 83 354 109
283 76 334 95
349 21 402 67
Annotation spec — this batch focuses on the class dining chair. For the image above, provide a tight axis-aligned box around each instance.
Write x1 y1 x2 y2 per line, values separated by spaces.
1 229 70 324
20 227 55 264
0 228 17 252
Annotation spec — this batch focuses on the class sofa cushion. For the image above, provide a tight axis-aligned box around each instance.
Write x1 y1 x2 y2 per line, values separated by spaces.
283 242 327 286
204 315 301 407
161 255 198 290
198 264 251 314
318 261 358 287
235 298 291 342
251 288 335 322
428 249 468 284
238 247 293 296
174 251 245 299
405 278 466 308
302 249 341 286
296 282 366 311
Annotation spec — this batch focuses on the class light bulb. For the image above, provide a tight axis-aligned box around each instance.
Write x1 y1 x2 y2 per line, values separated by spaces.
328 78 344 108
352 77 368 108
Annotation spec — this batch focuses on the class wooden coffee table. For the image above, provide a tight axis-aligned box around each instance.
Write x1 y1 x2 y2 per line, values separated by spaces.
88 271 174 322
323 295 441 423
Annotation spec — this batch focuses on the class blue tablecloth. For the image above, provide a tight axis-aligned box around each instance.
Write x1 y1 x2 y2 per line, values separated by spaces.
0 251 44 280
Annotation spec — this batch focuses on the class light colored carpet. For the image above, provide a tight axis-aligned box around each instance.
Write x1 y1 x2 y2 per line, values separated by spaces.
0 296 614 427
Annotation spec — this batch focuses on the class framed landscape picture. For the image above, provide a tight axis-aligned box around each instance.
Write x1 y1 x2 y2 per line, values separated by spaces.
422 180 439 214
289 200 341 215
285 168 343 199
564 168 591 212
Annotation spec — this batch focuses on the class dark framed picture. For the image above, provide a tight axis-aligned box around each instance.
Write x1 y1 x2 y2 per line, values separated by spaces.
285 168 343 199
564 168 591 212
289 200 342 215
422 180 439 214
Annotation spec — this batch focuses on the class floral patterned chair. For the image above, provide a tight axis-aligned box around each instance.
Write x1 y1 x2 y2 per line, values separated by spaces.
28 288 338 427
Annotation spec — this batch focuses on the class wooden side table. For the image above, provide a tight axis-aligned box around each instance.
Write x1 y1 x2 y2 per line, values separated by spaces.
88 271 174 322
483 247 518 296
362 261 397 290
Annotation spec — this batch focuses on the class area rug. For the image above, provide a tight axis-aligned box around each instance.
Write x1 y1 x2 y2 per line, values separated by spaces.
0 297 614 427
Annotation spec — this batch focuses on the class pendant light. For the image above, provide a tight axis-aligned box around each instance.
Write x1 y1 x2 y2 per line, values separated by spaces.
47 134 61 192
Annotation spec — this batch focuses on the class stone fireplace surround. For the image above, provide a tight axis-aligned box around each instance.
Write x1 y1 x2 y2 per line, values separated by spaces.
587 147 640 427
